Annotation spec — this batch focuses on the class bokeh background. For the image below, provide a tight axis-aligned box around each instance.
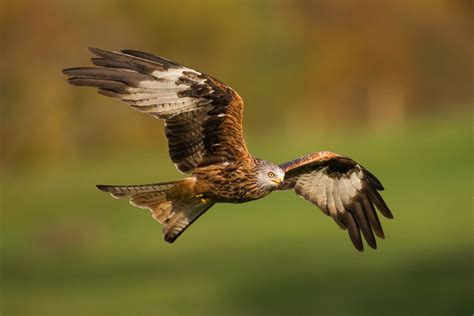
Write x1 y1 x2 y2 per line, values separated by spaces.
1 0 472 315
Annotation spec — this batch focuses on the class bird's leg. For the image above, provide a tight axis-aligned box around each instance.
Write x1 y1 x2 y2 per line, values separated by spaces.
195 194 210 205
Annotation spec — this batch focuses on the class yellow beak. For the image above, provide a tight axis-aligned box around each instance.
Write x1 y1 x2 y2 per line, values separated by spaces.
272 179 282 186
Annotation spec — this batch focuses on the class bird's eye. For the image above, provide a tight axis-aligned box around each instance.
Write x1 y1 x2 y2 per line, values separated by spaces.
268 172 275 178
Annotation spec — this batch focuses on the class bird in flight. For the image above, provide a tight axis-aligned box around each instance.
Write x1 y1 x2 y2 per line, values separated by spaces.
63 48 393 251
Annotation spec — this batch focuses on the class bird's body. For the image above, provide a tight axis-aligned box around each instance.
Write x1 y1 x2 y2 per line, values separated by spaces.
191 158 277 203
64 48 393 251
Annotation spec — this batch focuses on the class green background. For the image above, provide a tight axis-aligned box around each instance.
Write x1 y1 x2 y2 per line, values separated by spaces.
1 1 472 315
3 115 472 315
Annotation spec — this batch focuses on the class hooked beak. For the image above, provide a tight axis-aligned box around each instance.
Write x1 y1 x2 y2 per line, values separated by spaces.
272 178 283 187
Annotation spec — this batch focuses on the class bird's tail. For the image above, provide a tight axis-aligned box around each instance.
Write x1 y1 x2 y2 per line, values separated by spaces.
96 179 214 242
97 181 178 204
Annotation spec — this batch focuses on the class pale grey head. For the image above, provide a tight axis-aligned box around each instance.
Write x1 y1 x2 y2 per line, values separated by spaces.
254 159 285 191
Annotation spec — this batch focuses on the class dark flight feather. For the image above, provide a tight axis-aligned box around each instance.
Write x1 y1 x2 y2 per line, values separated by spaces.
63 47 250 174
279 151 392 251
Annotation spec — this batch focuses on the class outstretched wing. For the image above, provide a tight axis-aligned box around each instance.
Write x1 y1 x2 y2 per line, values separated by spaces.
63 48 250 173
279 151 393 251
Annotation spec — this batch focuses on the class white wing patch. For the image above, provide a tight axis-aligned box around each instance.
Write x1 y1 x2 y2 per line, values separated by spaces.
295 166 365 215
64 47 246 174
287 158 392 251
119 68 210 118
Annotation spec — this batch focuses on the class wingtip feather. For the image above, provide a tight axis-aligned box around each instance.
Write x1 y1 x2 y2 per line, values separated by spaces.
362 168 385 191
88 47 107 56
352 239 364 252
63 67 85 76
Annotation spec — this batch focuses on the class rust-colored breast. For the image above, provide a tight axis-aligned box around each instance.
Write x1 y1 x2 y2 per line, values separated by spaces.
192 160 263 203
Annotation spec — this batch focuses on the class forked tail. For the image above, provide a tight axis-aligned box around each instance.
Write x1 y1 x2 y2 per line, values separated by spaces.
97 180 214 242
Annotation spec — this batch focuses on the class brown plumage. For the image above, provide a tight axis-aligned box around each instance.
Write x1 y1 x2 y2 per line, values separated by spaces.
63 48 394 250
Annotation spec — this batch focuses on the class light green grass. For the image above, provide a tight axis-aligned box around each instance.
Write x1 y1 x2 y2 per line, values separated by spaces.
2 114 472 315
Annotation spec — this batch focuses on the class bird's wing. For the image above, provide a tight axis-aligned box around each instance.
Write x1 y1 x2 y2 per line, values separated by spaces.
63 48 250 173
279 151 393 251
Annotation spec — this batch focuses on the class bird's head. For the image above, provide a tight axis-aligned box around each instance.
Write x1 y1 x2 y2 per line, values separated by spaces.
255 159 285 190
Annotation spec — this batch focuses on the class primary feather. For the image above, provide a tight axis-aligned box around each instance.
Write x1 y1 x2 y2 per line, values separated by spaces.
279 151 392 251
64 47 249 173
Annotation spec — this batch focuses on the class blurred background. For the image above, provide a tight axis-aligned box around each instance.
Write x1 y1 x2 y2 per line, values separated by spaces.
1 0 472 315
